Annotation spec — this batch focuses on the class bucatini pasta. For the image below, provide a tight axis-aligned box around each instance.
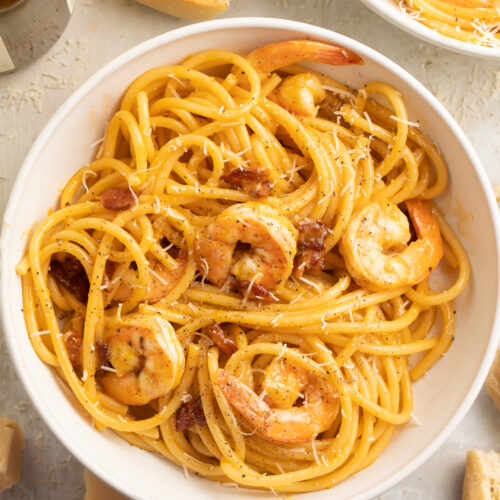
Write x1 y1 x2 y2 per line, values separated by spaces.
17 40 470 493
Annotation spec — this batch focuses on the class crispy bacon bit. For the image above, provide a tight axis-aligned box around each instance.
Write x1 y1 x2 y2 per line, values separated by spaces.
204 322 237 356
175 396 207 432
293 219 328 277
63 332 109 371
95 340 110 367
100 187 136 211
64 330 83 369
238 280 276 303
221 167 271 198
318 92 345 121
49 255 89 302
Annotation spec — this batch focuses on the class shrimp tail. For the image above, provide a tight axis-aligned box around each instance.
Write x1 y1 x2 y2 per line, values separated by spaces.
248 40 363 74
405 199 440 241
406 198 443 272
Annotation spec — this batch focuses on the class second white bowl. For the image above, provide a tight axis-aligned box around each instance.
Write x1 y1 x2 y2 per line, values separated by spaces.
359 0 500 59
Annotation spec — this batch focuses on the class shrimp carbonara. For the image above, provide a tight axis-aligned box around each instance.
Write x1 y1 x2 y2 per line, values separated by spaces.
398 0 500 47
17 40 470 493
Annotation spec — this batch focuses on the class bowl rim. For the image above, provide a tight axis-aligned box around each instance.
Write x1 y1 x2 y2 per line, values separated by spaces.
2 16 500 500
358 0 500 60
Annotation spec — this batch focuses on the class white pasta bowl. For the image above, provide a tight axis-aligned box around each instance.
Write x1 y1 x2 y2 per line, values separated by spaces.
1 17 499 500
359 0 500 59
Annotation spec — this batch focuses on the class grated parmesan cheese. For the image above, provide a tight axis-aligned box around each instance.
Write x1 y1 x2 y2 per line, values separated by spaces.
100 365 118 373
242 272 263 305
30 330 50 336
149 267 170 287
298 276 322 295
82 170 97 193
311 437 321 466
389 115 420 128
363 111 374 132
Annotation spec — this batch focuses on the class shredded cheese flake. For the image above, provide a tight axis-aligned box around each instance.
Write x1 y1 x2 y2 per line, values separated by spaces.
149 267 170 287
100 365 118 373
81 170 97 193
31 330 50 336
298 276 322 295
389 115 420 128
311 437 321 466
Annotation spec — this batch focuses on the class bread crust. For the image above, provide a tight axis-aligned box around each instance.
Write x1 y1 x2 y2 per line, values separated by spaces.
462 449 500 500
136 0 229 20
0 417 25 492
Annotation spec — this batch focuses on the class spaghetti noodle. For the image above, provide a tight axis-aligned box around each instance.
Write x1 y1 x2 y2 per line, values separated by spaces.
17 40 470 492
398 0 500 47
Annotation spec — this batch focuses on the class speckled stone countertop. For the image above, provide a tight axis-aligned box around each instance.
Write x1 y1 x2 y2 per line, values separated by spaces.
0 1 499 498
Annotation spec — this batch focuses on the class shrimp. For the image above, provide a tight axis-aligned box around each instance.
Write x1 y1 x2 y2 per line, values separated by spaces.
99 315 184 406
193 202 297 295
247 40 363 75
108 253 187 304
339 199 443 291
217 358 340 443
273 73 326 117
243 40 362 117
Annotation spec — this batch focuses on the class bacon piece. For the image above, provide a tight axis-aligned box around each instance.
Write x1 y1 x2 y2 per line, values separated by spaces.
238 280 276 303
100 187 136 211
49 255 89 302
175 396 207 432
204 322 237 356
99 260 116 291
293 219 328 277
318 92 345 121
64 330 83 369
221 167 271 198
95 340 110 367
63 331 110 371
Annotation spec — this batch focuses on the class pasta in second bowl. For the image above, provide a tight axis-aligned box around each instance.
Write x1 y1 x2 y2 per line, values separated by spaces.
1 18 499 500
359 0 500 59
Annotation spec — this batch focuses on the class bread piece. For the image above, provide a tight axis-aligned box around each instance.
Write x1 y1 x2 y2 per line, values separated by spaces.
135 0 229 20
462 450 500 500
0 417 24 491
84 470 129 500
486 350 500 412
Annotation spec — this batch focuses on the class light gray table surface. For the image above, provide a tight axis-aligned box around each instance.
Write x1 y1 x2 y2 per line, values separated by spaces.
0 1 499 499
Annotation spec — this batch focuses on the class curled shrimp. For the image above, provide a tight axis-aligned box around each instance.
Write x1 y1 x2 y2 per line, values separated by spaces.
217 357 340 443
193 202 297 295
339 199 443 291
99 315 184 406
244 40 362 117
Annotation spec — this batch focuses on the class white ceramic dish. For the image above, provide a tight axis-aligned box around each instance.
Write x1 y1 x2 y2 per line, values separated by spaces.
1 17 499 500
359 0 500 60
